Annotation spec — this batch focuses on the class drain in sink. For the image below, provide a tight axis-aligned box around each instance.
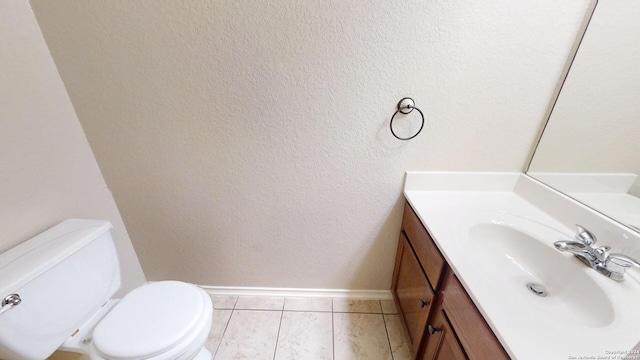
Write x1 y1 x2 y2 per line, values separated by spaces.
526 283 547 297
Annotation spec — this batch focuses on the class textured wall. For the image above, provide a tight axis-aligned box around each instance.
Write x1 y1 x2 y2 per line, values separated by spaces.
32 0 591 289
0 0 145 294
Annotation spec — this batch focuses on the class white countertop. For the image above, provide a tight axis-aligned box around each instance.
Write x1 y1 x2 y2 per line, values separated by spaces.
404 172 640 360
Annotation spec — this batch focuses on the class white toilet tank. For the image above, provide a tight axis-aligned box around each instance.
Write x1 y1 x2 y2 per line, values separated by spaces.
0 219 121 360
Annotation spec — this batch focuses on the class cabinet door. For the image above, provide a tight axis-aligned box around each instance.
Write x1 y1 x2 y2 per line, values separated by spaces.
395 233 435 354
402 203 445 289
442 271 510 359
422 309 467 360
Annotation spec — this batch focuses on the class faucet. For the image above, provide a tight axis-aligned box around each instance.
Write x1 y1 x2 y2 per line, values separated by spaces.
554 225 640 281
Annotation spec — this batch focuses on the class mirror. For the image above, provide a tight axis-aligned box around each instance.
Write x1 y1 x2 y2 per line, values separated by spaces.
527 0 640 232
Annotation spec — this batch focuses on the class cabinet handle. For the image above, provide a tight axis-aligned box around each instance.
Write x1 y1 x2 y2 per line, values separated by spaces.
420 299 430 308
428 324 441 334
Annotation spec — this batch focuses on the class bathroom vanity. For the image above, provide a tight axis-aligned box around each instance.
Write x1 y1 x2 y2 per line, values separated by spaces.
392 202 508 359
391 172 640 360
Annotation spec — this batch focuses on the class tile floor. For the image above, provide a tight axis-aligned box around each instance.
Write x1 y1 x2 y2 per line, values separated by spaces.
206 295 412 360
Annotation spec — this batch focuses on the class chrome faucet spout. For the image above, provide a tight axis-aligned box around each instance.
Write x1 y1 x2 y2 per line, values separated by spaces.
554 240 586 252
554 240 596 267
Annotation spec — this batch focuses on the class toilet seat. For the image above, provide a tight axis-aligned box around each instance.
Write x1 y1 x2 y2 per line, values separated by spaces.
92 281 211 360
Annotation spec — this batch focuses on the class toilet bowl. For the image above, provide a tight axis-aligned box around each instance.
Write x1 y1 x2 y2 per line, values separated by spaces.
0 219 214 360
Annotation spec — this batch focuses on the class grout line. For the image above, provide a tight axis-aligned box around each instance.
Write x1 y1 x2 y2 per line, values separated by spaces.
331 300 335 360
280 308 383 313
212 309 234 360
381 311 395 360
332 310 383 314
272 310 285 360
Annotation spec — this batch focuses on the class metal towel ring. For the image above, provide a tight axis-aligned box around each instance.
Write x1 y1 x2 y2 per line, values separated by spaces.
389 97 424 140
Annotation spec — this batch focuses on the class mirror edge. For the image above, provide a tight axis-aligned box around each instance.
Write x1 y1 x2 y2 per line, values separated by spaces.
524 0 600 172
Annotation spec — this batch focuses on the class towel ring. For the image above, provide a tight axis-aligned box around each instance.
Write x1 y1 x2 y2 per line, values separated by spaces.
390 97 424 140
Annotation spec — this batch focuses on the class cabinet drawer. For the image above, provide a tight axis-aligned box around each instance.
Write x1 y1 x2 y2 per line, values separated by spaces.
442 270 509 360
402 202 445 289
395 233 435 354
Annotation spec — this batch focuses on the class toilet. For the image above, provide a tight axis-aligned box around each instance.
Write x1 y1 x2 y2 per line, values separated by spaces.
0 219 213 360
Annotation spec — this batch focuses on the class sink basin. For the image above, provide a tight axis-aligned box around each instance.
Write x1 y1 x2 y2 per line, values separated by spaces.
459 212 614 328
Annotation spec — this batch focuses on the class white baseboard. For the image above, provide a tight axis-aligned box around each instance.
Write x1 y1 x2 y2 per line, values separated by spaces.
199 285 393 300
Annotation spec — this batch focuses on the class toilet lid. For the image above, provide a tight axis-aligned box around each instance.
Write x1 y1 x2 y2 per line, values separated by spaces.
93 281 208 360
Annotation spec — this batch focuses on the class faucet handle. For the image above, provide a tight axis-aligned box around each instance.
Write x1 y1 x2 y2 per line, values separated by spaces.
575 225 597 246
605 253 640 281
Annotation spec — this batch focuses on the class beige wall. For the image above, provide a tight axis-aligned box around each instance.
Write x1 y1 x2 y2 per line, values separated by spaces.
0 0 145 294
32 0 591 289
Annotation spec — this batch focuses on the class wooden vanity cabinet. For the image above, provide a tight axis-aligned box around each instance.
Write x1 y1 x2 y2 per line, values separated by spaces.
392 202 510 360
392 233 435 353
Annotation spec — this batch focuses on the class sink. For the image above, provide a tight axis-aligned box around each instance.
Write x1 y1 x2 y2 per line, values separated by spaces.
460 212 614 328
404 172 640 359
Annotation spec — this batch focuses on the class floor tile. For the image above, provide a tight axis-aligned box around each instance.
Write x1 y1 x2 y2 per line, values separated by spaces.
214 310 282 360
333 299 381 313
47 351 86 360
284 297 332 312
381 299 398 314
235 296 285 310
333 313 393 360
274 311 333 360
210 295 238 310
384 314 412 360
204 309 232 355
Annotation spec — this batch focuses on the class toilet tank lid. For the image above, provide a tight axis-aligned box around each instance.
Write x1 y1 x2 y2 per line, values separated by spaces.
0 219 112 296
